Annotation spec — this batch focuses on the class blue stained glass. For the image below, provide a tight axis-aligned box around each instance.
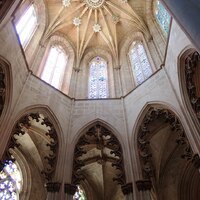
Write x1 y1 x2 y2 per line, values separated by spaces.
129 42 152 85
155 1 170 35
0 160 22 200
88 57 108 99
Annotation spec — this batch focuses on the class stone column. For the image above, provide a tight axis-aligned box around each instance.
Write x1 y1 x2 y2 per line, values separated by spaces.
45 182 61 200
114 66 123 97
64 183 77 200
160 0 200 52
121 183 134 200
136 180 152 200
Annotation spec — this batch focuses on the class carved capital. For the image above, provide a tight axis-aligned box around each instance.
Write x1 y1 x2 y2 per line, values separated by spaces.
114 65 121 70
45 182 61 193
121 182 133 195
136 180 152 191
73 67 80 72
64 183 77 195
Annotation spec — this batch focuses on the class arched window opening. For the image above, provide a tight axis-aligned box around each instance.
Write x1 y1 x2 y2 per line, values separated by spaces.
129 41 152 85
73 186 87 200
15 4 38 48
0 160 23 200
41 45 68 89
88 57 108 99
155 1 170 35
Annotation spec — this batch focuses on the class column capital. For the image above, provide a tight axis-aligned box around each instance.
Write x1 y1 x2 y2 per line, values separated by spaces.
114 65 121 70
136 180 152 191
73 67 80 72
64 183 77 195
121 182 133 195
45 182 61 193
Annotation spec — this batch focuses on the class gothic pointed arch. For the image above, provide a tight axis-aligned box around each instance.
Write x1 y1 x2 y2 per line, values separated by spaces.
179 48 200 125
14 0 47 64
36 33 75 95
0 57 12 123
71 122 131 199
76 47 115 98
135 105 200 200
153 0 171 36
119 32 157 94
1 107 60 199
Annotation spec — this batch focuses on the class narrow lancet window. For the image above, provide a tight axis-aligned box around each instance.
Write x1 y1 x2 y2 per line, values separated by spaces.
155 1 170 35
41 46 68 89
15 5 37 47
0 160 23 200
129 41 152 85
88 57 108 99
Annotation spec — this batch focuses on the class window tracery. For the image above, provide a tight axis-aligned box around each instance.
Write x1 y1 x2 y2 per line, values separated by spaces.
129 41 152 85
41 45 68 89
155 0 170 35
0 160 22 200
88 56 108 99
15 4 38 48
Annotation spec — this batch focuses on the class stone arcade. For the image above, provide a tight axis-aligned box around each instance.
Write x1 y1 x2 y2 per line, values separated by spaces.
0 0 200 199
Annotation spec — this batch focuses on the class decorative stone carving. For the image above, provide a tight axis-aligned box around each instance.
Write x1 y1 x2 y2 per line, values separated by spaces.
93 23 101 32
0 66 5 116
3 112 59 181
45 182 61 193
62 0 71 7
112 15 120 24
84 0 105 9
121 182 133 195
64 183 77 195
185 51 200 120
136 180 152 191
137 107 194 179
73 17 81 26
72 123 126 186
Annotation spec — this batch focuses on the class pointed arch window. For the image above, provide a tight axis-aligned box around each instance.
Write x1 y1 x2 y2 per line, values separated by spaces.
155 1 170 35
129 41 152 85
0 160 23 200
15 4 38 48
88 57 108 99
41 45 68 89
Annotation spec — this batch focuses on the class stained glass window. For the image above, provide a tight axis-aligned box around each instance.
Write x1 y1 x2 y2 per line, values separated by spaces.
41 45 68 89
129 41 152 85
155 1 170 35
88 57 108 99
73 186 87 200
15 5 38 47
0 160 23 200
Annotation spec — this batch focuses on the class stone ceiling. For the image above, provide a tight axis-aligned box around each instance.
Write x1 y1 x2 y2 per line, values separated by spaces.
43 0 150 67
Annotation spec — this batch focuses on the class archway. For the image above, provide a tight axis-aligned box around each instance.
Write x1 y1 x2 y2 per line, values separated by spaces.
0 57 12 120
179 50 200 122
71 122 129 200
1 111 59 200
136 106 200 200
